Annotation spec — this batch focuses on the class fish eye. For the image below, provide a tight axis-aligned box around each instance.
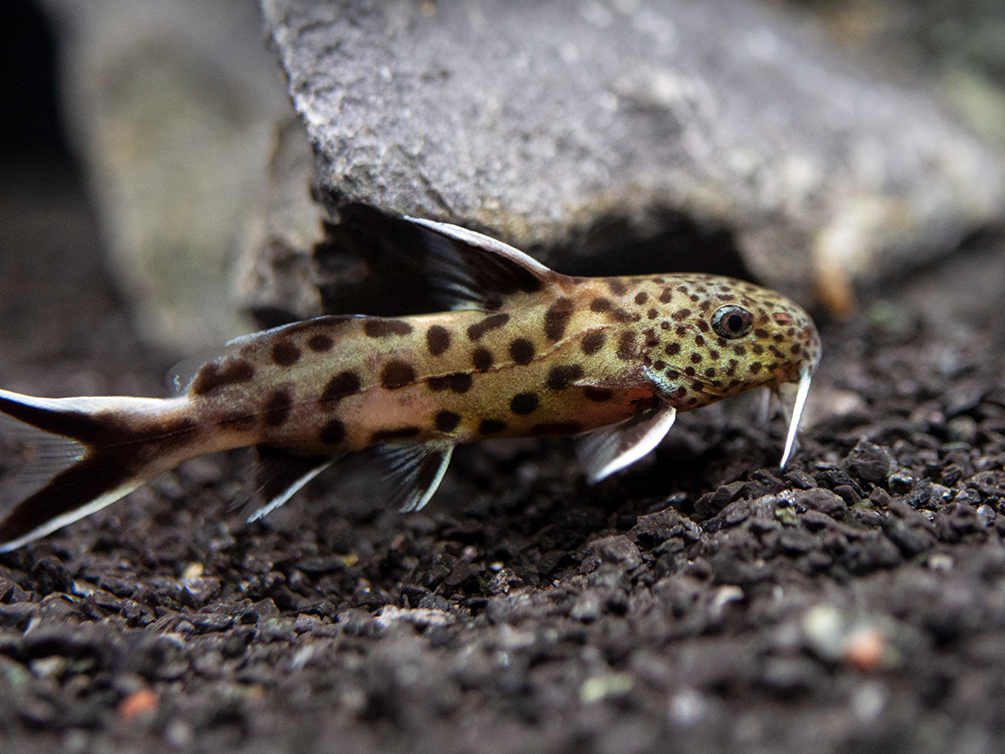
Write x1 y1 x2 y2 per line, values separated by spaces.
711 305 754 339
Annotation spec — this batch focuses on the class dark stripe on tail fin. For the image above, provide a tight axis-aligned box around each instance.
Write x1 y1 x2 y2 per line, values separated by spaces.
0 393 129 446
0 390 197 552
0 453 137 551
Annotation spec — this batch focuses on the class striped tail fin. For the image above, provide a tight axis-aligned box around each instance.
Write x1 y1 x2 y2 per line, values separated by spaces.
0 389 197 552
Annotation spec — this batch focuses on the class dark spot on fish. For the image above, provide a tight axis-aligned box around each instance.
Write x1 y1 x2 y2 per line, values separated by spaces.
509 338 535 365
510 392 539 415
428 373 472 394
544 297 575 341
581 331 606 355
590 297 611 312
607 279 628 296
694 335 705 347
791 343 802 355
732 345 747 356
648 308 658 320
467 313 510 341
321 371 361 407
704 368 716 378
320 419 345 444
752 344 764 355
696 320 710 333
750 363 763 374
547 364 584 391
653 360 666 371
635 291 648 305
192 360 255 396
434 410 462 433
660 321 670 330
616 332 636 360
754 328 769 339
381 361 416 390
659 288 673 303
271 341 301 367
307 334 333 352
473 348 494 371
671 308 691 321
364 319 413 338
671 387 686 399
684 367 696 377
664 342 681 356
263 388 293 427
479 419 507 434
372 427 421 442
584 387 613 402
612 308 641 323
529 421 582 436
426 325 451 356
690 353 702 364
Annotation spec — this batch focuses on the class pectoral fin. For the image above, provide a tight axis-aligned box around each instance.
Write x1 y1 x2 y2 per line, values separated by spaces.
576 405 677 483
377 441 455 512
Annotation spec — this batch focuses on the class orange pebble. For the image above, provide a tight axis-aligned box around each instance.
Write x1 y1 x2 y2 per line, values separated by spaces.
119 689 159 722
845 628 885 671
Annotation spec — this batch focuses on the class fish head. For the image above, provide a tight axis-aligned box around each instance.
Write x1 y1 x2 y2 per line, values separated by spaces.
638 274 820 404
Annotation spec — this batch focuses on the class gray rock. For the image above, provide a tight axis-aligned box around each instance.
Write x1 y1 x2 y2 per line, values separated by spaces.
260 0 1005 316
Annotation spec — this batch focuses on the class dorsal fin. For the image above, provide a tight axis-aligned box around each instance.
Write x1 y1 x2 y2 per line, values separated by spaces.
405 217 557 311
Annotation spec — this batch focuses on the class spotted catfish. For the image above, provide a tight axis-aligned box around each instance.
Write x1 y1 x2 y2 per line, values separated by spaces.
0 218 820 551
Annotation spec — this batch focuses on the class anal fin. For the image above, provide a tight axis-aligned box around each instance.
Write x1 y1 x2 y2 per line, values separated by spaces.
576 405 677 484
377 441 454 512
242 446 335 522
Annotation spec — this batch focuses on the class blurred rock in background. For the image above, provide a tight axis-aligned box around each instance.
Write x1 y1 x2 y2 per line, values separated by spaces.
41 0 293 351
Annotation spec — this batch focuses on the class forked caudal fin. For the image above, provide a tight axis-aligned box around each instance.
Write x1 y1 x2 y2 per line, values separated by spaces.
0 389 197 552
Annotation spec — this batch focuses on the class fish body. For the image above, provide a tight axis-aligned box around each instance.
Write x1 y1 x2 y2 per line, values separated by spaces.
0 218 820 550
